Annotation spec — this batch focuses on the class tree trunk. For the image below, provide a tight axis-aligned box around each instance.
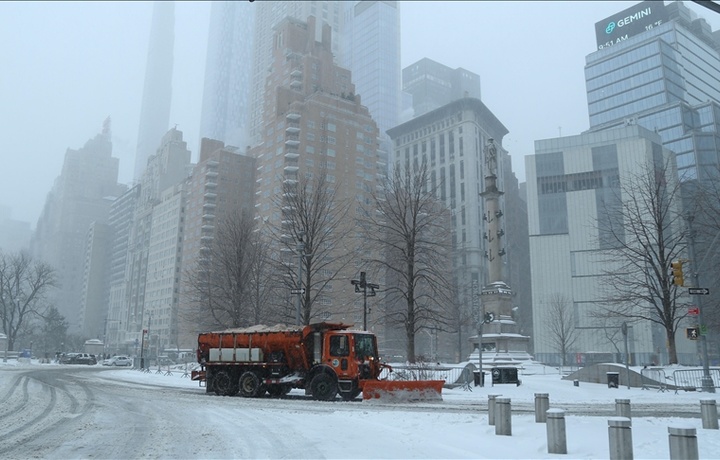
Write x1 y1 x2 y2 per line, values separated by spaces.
406 303 416 363
456 328 463 363
666 327 678 364
406 330 415 363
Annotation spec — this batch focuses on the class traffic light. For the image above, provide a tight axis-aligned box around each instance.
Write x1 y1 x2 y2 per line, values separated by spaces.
671 260 684 286
686 327 699 340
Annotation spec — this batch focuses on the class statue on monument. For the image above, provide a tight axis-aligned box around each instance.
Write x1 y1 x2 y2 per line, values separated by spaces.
485 138 497 176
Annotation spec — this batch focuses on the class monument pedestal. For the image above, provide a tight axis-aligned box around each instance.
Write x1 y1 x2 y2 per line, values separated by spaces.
469 281 532 366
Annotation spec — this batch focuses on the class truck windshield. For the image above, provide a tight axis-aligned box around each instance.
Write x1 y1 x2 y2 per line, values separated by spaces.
354 334 376 360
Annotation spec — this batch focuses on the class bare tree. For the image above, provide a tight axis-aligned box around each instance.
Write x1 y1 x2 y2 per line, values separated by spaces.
0 251 57 352
595 158 688 364
445 275 476 363
269 170 354 325
246 232 276 326
544 293 579 366
360 159 453 363
184 211 273 330
39 306 69 359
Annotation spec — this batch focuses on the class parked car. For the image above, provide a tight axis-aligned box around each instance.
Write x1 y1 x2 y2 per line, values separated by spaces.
103 355 132 367
59 352 96 365
60 352 79 364
73 353 97 365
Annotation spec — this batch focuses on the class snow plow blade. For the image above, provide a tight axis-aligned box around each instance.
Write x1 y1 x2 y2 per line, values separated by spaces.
362 380 444 402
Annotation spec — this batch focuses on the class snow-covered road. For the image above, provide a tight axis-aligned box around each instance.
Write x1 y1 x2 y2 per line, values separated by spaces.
1 364 719 459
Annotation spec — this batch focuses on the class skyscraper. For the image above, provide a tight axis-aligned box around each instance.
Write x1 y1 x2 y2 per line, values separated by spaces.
249 1 345 147
403 58 482 118
134 1 174 182
31 119 125 332
123 128 191 353
585 1 720 182
340 1 402 175
106 184 141 354
199 2 255 151
251 16 381 325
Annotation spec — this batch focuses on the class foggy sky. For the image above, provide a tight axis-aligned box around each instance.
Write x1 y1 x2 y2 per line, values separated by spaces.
2 1 719 228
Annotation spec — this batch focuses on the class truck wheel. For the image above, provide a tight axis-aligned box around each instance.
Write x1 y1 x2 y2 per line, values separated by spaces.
310 373 337 401
214 371 233 396
239 371 261 397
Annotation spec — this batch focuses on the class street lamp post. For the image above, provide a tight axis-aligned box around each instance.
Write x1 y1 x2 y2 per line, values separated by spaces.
140 313 152 369
622 322 631 390
351 271 379 331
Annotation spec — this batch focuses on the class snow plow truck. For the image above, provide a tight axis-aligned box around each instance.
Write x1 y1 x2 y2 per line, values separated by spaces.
191 322 443 401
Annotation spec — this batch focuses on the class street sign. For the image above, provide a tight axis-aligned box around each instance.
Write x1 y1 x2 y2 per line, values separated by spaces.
291 288 305 294
688 307 699 315
688 288 710 295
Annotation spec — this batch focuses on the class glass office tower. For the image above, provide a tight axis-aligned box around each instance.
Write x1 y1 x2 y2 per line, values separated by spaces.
340 1 401 177
199 2 255 151
585 1 720 181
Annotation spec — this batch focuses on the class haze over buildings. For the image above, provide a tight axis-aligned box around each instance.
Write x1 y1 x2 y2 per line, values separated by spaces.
7 2 720 228
30 119 126 333
198 2 255 152
134 1 175 182
3 1 720 365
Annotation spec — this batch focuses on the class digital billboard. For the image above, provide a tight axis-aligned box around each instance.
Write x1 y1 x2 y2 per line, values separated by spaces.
595 1 668 50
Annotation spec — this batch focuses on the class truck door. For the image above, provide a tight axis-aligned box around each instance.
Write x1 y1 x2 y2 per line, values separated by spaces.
328 335 350 372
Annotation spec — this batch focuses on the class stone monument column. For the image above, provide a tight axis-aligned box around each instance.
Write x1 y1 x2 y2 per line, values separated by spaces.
473 138 531 365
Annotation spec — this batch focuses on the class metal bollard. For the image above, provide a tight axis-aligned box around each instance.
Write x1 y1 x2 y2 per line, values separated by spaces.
535 393 549 423
546 409 567 454
488 394 501 426
608 417 633 460
616 398 632 420
668 426 698 460
700 399 719 430
495 397 512 436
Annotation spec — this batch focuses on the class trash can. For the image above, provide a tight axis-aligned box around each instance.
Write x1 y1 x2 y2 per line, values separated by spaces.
473 371 485 387
607 372 619 388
